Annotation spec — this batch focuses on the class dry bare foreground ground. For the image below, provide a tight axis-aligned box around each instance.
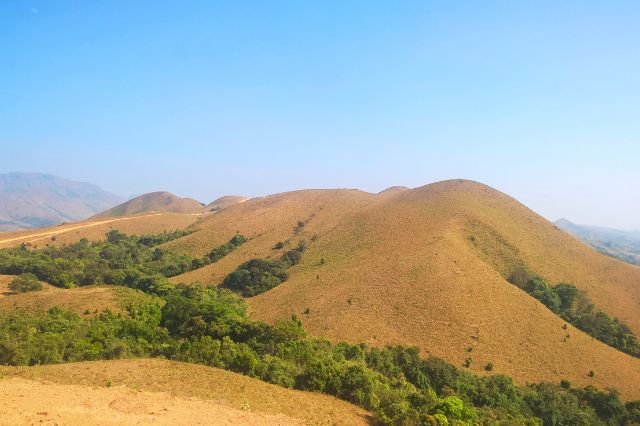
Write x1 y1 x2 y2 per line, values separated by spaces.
0 360 372 425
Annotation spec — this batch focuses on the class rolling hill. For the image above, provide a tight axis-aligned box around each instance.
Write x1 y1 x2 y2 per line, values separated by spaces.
164 180 640 398
0 279 159 317
205 195 249 212
0 211 202 249
93 191 204 218
2 179 640 400
0 172 122 232
555 218 640 266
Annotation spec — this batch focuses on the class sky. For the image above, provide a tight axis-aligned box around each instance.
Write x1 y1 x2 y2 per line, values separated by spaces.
1 1 639 229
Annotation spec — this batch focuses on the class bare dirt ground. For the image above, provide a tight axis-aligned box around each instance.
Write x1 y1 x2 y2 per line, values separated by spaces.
0 378 303 425
0 359 372 426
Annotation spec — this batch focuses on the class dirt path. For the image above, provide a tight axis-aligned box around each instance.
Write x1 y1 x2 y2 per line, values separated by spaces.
0 214 169 245
0 378 303 425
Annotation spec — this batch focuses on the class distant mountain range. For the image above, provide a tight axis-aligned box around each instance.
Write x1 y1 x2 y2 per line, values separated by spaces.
555 218 640 266
0 172 123 231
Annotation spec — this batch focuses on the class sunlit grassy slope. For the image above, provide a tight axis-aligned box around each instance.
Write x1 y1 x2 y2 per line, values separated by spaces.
0 359 371 425
2 180 640 398
168 180 640 397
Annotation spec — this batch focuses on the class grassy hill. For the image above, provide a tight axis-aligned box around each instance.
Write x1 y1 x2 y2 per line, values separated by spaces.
162 180 640 398
0 172 122 232
0 359 371 425
555 218 640 266
2 180 640 401
0 281 161 317
0 212 202 249
205 195 249 212
93 191 204 218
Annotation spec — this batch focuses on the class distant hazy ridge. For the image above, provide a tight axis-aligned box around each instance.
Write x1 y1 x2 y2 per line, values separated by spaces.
0 173 122 231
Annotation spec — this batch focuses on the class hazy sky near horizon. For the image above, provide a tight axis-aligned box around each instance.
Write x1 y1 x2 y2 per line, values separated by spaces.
1 1 639 229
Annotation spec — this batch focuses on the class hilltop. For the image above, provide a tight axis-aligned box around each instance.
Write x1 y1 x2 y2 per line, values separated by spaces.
205 195 249 212
0 172 122 231
93 191 204 218
555 218 640 266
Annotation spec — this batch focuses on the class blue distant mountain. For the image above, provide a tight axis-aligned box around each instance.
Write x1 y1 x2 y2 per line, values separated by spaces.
555 218 640 266
0 172 123 231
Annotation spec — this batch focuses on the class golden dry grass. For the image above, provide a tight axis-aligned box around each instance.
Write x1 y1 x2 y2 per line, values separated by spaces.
168 181 640 398
0 285 155 317
205 195 250 211
0 359 372 425
0 212 202 249
94 191 204 219
0 275 17 298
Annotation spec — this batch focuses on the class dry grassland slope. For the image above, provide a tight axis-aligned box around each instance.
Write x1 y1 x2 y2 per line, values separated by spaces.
94 191 204 218
170 180 640 398
2 181 639 398
0 359 371 425
0 212 202 249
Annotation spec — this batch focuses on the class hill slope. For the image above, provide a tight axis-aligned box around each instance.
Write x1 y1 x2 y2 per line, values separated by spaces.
205 195 249 211
0 173 122 231
555 218 640 266
94 192 204 218
0 359 371 425
3 180 640 398
166 180 640 398
0 212 202 249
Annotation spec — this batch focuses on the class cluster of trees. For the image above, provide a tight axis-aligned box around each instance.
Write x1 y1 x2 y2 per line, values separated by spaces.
0 230 247 295
508 269 640 357
191 234 248 269
1 283 639 425
222 241 306 297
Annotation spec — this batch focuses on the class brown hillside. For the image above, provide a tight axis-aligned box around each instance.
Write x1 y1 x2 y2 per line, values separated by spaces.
0 359 372 425
3 181 640 398
0 285 158 317
166 189 375 285
94 191 204 218
377 185 411 196
0 212 202 249
167 181 640 398
205 195 249 211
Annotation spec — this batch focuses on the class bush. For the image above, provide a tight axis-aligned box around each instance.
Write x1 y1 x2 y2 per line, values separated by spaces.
9 273 43 293
223 259 289 297
222 240 305 297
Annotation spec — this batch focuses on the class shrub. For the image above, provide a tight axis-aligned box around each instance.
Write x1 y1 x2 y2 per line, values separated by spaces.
222 259 289 297
9 273 43 293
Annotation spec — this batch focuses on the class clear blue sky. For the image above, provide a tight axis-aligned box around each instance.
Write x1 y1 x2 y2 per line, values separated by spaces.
1 1 639 229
